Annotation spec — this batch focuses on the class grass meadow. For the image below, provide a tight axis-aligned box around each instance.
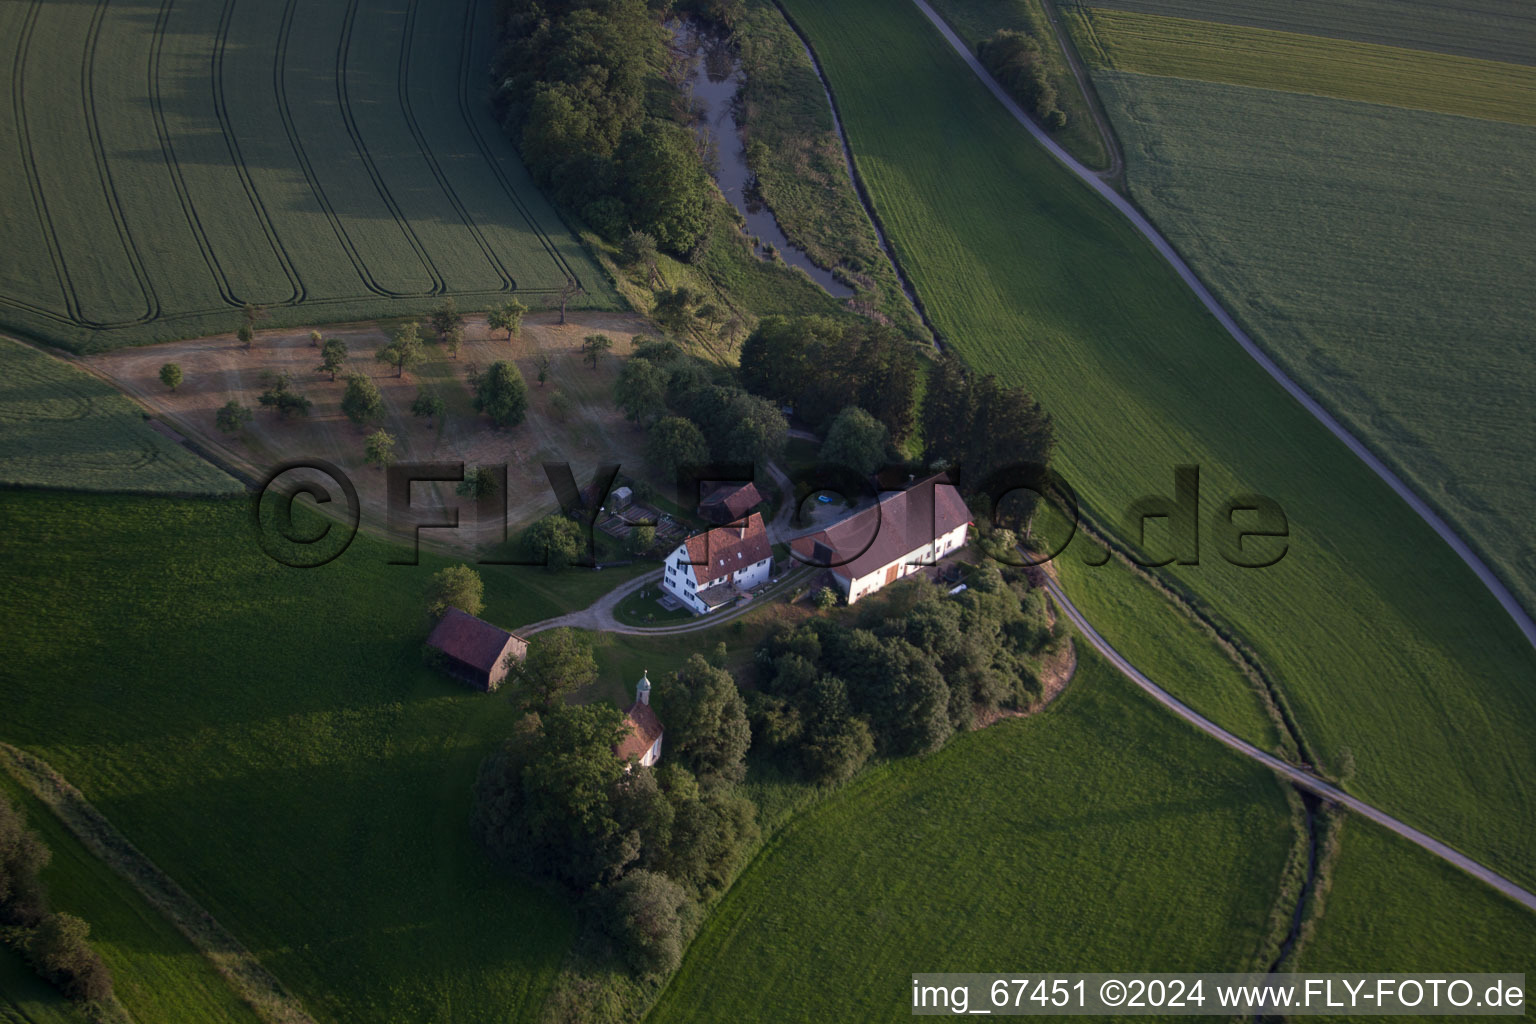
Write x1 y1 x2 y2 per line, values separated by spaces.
778 0 1536 888
1068 8 1536 124
648 651 1294 1022
0 0 612 352
0 338 241 495
0 490 622 1024
1061 0 1536 65
0 942 85 1024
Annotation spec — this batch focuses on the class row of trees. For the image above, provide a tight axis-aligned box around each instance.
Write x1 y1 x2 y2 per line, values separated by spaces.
496 0 712 254
1 794 114 1004
977 28 1067 130
749 569 1062 784
472 651 757 977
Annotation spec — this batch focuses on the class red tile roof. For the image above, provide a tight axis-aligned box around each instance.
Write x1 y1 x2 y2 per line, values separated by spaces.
425 607 524 673
790 475 969 582
699 481 764 522
682 512 772 587
616 701 664 761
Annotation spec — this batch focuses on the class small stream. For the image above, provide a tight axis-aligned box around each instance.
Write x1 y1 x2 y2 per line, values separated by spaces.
672 21 854 299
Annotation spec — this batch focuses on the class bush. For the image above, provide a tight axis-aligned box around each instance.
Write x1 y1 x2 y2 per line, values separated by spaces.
215 400 251 435
28 913 113 1003
0 794 50 927
601 870 692 978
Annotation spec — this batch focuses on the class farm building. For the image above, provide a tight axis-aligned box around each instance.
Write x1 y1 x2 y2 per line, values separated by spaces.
790 474 970 605
615 671 663 768
698 481 764 524
424 607 528 692
662 512 773 614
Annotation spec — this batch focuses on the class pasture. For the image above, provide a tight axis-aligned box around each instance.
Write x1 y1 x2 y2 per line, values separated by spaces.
0 0 612 353
1060 0 1536 65
778 0 1536 889
648 651 1294 1022
1068 8 1536 124
0 490 630 1024
0 338 240 495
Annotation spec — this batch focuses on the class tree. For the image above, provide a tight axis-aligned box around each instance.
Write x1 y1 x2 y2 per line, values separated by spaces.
617 123 710 254
309 329 323 348
376 321 426 378
443 323 464 361
28 913 113 1003
820 406 889 475
535 352 551 387
0 794 50 927
215 400 251 434
159 363 183 392
581 333 614 369
521 514 584 571
620 230 657 268
549 388 573 421
364 428 397 468
516 627 597 707
651 655 751 782
626 524 656 555
242 302 267 328
473 360 529 427
316 338 348 381
645 416 708 478
601 870 690 978
650 286 698 335
340 374 384 426
614 357 667 426
802 712 873 785
427 564 484 618
237 324 254 352
429 296 464 342
258 373 310 418
411 388 445 423
814 586 838 611
457 467 498 500
487 298 528 340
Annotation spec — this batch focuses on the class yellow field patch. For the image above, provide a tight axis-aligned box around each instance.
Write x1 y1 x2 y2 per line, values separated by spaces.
1071 6 1536 125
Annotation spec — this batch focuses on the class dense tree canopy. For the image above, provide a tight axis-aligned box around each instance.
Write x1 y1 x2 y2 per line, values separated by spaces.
426 564 484 618
651 655 751 783
474 360 530 428
820 406 889 475
515 627 598 708
521 514 586 571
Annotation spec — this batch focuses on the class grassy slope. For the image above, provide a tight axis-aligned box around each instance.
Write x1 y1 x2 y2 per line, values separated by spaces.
0 491 606 1024
0 777 264 1024
0 338 241 494
920 0 1110 168
1064 0 1536 65
648 650 1293 1023
1071 7 1536 124
0 943 86 1024
777 0 1536 885
0 0 613 353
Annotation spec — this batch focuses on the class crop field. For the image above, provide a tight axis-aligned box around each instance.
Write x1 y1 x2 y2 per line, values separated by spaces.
1060 0 1536 65
778 0 1536 892
0 0 611 353
0 337 241 494
84 312 655 544
0 776 265 1024
0 490 658 1024
1068 8 1536 124
649 651 1294 1022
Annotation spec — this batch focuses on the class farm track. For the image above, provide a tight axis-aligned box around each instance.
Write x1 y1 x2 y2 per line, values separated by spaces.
910 0 1536 650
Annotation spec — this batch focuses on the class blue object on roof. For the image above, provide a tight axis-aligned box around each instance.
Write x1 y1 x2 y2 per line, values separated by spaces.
816 494 834 504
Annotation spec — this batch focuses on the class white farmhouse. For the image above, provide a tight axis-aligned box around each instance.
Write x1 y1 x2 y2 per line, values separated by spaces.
790 474 970 604
662 512 773 614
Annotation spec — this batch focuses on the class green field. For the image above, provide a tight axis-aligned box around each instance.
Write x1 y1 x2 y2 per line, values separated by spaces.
0 338 241 494
777 0 1536 889
0 776 265 1024
0 942 85 1024
0 0 612 352
1061 0 1536 65
649 651 1294 1022
1069 7 1536 124
0 490 640 1024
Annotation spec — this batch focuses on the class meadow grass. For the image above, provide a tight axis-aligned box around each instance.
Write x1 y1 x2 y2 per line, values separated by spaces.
1069 7 1536 124
0 338 241 495
0 0 613 353
919 0 1110 168
778 0 1536 886
0 776 265 1024
0 490 601 1024
0 942 86 1024
648 650 1294 1022
1063 0 1536 66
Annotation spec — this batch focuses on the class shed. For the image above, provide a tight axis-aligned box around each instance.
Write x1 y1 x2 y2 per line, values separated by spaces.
698 481 765 524
424 607 528 692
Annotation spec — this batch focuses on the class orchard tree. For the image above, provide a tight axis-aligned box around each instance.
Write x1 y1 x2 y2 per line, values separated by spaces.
215 401 251 434
487 298 528 340
535 352 551 387
341 373 384 425
820 406 888 475
309 329 323 348
443 323 464 360
237 324 254 352
581 333 614 369
549 388 573 421
614 357 667 426
473 360 529 427
364 428 397 468
515 627 597 708
159 363 183 393
411 388 445 424
645 416 708 478
430 296 464 343
376 321 425 378
427 563 484 618
317 338 348 381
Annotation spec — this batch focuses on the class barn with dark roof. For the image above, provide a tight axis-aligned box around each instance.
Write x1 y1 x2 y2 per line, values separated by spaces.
424 607 528 692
